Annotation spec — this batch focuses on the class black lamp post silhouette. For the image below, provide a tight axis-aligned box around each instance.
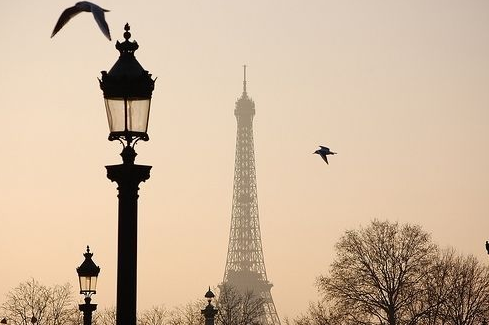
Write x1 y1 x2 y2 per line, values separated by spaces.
77 246 100 325
99 23 155 325
201 288 218 325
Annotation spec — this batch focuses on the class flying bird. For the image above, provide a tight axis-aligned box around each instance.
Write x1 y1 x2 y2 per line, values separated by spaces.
314 146 337 164
51 1 111 40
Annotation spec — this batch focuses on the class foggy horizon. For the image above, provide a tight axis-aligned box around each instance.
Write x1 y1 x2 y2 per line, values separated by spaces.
1 0 489 321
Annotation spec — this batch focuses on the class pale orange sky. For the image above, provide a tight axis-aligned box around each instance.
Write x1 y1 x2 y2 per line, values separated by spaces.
1 0 489 320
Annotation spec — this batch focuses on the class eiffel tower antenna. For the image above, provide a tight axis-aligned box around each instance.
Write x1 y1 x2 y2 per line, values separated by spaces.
243 64 247 94
222 66 281 325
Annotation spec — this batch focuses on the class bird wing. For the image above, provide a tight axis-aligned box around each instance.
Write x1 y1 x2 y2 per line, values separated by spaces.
319 146 330 151
51 5 83 38
91 5 111 40
321 153 329 164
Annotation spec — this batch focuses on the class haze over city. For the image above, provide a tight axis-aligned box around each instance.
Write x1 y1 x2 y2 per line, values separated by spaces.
1 0 489 321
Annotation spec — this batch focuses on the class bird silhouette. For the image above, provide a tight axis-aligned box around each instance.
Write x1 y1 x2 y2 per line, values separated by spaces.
314 146 337 164
486 241 489 255
51 1 111 40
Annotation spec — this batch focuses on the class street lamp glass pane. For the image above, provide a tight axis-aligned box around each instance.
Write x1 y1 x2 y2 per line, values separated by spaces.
105 98 125 133
127 99 151 133
79 275 98 293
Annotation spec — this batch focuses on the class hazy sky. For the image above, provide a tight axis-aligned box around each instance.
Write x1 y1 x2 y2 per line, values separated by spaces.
1 0 489 320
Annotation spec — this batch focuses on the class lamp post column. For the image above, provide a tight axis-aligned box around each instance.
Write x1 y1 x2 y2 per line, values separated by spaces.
106 147 151 325
79 298 97 325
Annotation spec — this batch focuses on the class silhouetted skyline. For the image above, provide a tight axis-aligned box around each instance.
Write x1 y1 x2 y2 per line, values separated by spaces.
1 1 489 320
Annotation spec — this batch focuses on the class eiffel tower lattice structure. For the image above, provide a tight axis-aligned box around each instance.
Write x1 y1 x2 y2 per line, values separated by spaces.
222 66 281 325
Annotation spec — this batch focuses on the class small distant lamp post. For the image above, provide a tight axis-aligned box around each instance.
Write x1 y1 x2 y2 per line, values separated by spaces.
99 23 155 325
201 288 218 325
77 246 100 325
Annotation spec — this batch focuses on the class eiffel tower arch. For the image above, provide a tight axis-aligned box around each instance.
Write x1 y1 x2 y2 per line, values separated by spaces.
221 66 281 325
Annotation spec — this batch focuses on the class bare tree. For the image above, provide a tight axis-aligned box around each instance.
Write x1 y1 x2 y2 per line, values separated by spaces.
92 303 202 325
1 279 74 325
318 220 438 325
404 248 457 325
288 301 333 325
48 282 76 325
94 307 116 325
441 254 489 325
216 284 265 325
138 306 168 325
167 302 204 325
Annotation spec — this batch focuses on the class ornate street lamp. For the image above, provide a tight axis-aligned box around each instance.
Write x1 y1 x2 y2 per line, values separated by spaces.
201 288 218 325
77 246 100 325
99 23 155 154
99 24 155 325
77 246 100 296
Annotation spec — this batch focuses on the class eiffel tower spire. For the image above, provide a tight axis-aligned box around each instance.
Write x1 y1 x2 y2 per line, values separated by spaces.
222 66 281 325
243 64 247 95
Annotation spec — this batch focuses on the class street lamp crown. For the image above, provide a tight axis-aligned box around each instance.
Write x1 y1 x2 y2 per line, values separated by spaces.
205 287 215 301
116 23 139 55
104 23 148 83
77 246 100 276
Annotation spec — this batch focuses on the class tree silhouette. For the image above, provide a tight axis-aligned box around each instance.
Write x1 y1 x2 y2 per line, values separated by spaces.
318 220 437 325
1 279 74 325
441 253 489 325
216 284 265 325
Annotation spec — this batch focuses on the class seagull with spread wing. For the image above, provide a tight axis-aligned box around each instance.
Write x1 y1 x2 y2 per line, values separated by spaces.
314 146 337 165
51 1 111 40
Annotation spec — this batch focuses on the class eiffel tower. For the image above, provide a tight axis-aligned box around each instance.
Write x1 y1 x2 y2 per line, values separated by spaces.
222 66 281 325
